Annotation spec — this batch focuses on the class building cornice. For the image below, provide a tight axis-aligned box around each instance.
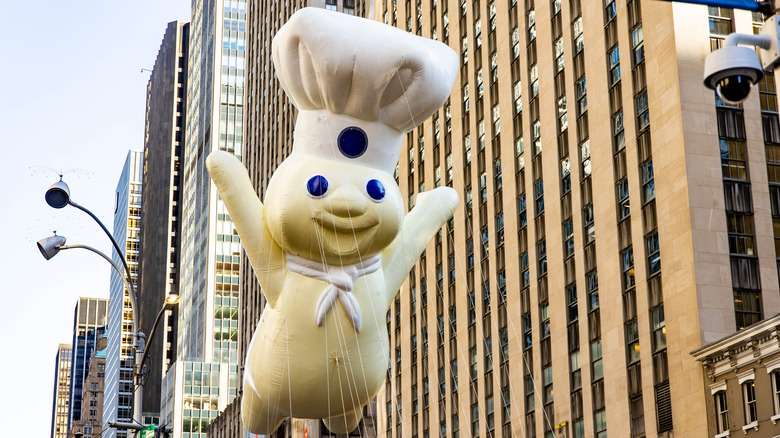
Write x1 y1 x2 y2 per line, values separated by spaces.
691 313 780 380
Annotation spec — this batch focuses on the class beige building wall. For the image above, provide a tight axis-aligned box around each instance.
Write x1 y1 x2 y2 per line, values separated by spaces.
371 0 780 437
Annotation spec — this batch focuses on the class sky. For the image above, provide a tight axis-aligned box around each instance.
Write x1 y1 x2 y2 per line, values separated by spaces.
0 2 190 434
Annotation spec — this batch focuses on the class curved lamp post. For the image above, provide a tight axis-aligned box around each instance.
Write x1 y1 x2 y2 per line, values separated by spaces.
39 178 178 434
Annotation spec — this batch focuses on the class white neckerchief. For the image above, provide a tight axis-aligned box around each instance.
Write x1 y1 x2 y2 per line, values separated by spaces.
285 253 382 332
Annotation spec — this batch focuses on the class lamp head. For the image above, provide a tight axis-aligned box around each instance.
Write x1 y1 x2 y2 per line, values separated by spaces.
165 293 181 307
37 234 67 260
45 180 71 209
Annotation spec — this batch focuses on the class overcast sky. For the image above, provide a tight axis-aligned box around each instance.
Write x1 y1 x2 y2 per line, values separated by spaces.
0 2 189 434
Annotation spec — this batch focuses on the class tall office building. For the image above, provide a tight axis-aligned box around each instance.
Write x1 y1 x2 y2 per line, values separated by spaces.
367 1 780 438
51 344 72 438
161 0 246 435
138 20 190 422
70 333 108 438
68 297 109 433
104 151 143 438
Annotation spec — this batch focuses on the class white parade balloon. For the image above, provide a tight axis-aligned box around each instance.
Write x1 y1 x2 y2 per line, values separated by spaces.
206 7 458 434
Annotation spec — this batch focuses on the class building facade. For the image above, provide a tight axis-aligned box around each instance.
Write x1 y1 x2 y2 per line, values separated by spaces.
163 0 246 434
69 297 109 433
51 343 72 438
70 333 108 438
104 150 143 438
367 1 780 438
138 20 190 422
692 312 780 437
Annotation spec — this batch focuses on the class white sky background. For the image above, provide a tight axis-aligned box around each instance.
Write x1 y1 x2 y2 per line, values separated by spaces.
0 1 190 434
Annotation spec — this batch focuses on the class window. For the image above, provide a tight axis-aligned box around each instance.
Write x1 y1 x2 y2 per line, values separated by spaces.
743 380 758 424
533 119 542 155
641 159 655 203
554 37 565 73
573 17 584 54
613 110 625 151
580 139 591 178
651 306 666 352
617 178 630 220
493 104 501 134
528 10 536 41
767 144 780 183
591 340 603 380
621 248 635 290
734 290 762 329
711 390 730 433
563 219 574 258
727 213 755 255
709 7 733 37
471 401 480 436
543 365 554 404
631 24 645 65
561 156 571 194
525 377 535 412
605 0 617 22
540 300 550 339
720 139 748 180
496 212 504 245
475 19 482 48
647 231 661 275
518 194 527 229
517 137 525 170
486 395 495 431
479 119 486 151
530 63 539 99
491 51 499 83
325 0 337 10
520 251 530 288
583 203 595 244
477 69 484 99
522 312 532 349
514 80 523 115
772 370 780 415
535 178 545 214
512 27 520 59
570 350 582 390
463 83 470 113
587 270 599 311
636 90 649 131
625 319 640 364
567 283 578 322
608 45 621 86
558 95 568 132
537 239 547 276
470 347 478 380
576 77 587 116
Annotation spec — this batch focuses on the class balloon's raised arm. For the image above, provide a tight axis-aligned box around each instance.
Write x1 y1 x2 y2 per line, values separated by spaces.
381 187 459 305
206 150 285 304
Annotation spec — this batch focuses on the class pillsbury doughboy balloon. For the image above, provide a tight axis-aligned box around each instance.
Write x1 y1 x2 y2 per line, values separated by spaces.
206 8 458 434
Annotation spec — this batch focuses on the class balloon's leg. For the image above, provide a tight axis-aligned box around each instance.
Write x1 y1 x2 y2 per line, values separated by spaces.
324 409 363 434
241 388 286 434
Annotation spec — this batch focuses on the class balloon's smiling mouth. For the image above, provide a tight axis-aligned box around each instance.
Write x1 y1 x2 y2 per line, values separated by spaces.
313 211 379 234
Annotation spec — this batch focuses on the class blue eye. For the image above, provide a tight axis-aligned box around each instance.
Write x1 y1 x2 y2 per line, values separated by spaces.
366 179 385 201
307 175 329 197
338 127 368 158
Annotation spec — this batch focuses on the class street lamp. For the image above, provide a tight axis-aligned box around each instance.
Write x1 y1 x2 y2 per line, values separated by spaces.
38 178 178 433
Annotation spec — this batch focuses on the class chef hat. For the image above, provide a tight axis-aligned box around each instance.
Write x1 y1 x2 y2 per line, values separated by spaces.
272 7 458 173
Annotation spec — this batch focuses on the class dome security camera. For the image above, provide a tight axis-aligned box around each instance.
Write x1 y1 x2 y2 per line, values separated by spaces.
703 45 764 105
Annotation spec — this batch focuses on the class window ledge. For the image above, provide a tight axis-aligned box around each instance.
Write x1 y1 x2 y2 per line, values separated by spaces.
742 421 758 434
715 431 730 438
771 413 780 425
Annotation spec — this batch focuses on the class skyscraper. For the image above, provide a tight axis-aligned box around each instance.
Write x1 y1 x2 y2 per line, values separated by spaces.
160 0 246 434
70 333 108 438
103 151 143 438
68 297 109 434
367 2 780 438
138 20 189 422
51 343 72 438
